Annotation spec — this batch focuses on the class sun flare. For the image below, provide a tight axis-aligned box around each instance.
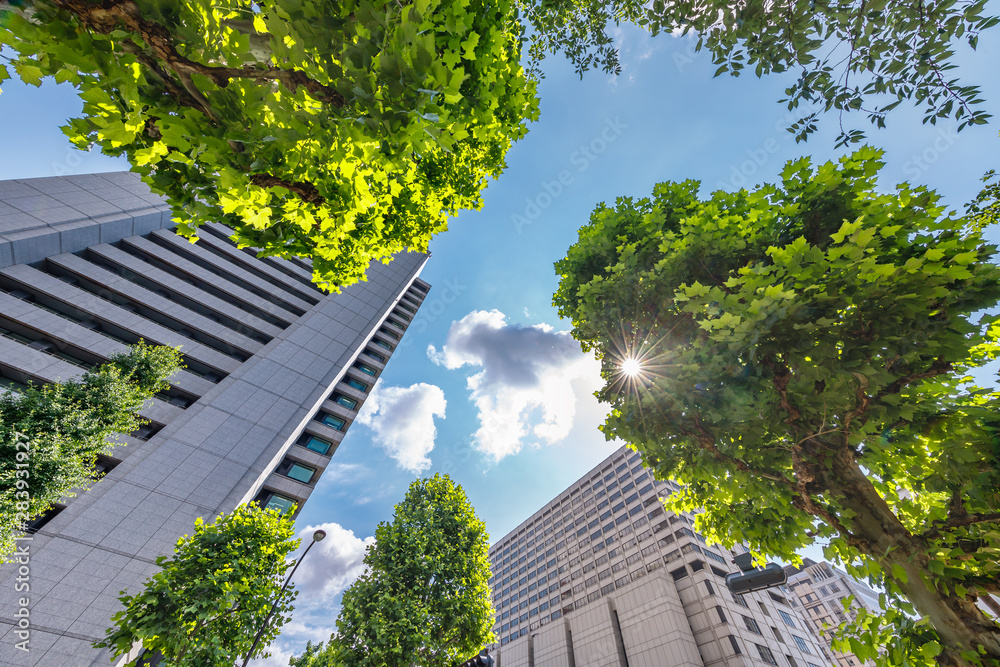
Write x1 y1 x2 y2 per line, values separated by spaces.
621 357 642 377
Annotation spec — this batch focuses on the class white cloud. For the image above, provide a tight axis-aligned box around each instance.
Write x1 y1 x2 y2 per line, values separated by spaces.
427 310 602 461
356 382 447 473
250 522 373 666
294 522 374 603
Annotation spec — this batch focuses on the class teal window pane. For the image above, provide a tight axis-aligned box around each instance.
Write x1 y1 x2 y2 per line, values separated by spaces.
304 437 331 454
366 350 386 362
374 339 392 350
381 329 399 340
355 364 376 377
286 463 315 484
322 414 346 429
346 378 368 391
265 495 296 514
335 395 358 410
388 319 404 329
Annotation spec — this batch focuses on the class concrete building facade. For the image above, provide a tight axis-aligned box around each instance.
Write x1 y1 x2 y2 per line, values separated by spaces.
0 172 430 666
486 446 832 667
785 560 881 667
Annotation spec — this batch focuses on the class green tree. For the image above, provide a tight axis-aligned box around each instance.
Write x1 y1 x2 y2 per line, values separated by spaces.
518 0 996 143
96 503 299 666
290 474 494 667
0 0 539 291
0 342 180 562
554 148 1000 666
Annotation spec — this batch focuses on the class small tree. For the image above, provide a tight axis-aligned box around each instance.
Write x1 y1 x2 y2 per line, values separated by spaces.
0 0 539 290
554 148 1000 666
291 474 494 667
0 342 180 561
96 503 299 667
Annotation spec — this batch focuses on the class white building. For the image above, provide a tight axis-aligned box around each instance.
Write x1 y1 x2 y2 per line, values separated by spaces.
486 445 833 667
785 560 881 667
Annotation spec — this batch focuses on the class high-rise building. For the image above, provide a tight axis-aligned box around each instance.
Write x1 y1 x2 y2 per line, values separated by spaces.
784 560 881 667
0 172 429 666
486 445 831 667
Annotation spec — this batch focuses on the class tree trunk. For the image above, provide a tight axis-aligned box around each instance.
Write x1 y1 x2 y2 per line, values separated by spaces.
817 452 1000 666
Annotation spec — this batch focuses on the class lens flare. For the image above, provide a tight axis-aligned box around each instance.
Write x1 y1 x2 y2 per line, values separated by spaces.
621 357 642 377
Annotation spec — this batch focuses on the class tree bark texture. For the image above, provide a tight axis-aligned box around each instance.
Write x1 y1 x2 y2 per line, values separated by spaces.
813 453 1000 666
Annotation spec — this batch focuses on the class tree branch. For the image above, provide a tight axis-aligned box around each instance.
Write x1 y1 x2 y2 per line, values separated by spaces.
249 173 326 205
763 356 802 423
923 512 1000 539
53 0 345 107
688 415 795 487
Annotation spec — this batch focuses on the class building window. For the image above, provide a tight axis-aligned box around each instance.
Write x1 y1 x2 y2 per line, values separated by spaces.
354 363 377 376
262 493 296 514
276 460 316 484
319 413 346 430
373 338 393 350
365 349 386 362
728 636 742 655
332 394 358 410
299 435 332 455
380 328 399 340
23 504 65 534
345 377 368 392
792 636 811 653
771 627 785 643
755 644 778 666
716 606 728 623
743 615 762 635
705 550 727 565
779 610 796 627
786 656 798 667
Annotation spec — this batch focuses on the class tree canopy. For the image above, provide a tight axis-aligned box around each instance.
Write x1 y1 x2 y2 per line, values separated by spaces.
0 0 539 290
96 503 299 666
290 474 494 667
520 0 996 144
0 342 180 562
554 148 1000 666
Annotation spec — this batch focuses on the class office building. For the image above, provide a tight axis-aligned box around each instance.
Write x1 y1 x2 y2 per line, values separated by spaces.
0 172 429 666
486 445 831 667
784 560 881 667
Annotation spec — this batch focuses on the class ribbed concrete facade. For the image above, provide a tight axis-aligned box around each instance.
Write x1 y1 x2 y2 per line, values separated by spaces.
0 172 430 666
487 446 832 667
785 561 881 667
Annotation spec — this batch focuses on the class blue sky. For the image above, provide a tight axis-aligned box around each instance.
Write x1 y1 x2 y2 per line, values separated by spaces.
2 24 999 663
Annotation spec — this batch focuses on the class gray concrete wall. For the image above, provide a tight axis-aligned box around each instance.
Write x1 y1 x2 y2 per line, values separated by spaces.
0 173 430 666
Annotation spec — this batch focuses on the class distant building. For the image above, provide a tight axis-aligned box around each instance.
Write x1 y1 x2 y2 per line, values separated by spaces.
784 560 881 667
0 172 429 666
485 445 832 667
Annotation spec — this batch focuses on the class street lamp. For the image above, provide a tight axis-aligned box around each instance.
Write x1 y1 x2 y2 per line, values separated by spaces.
239 529 327 667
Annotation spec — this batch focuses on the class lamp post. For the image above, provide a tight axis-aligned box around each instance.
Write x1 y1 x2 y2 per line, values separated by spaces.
239 528 327 667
